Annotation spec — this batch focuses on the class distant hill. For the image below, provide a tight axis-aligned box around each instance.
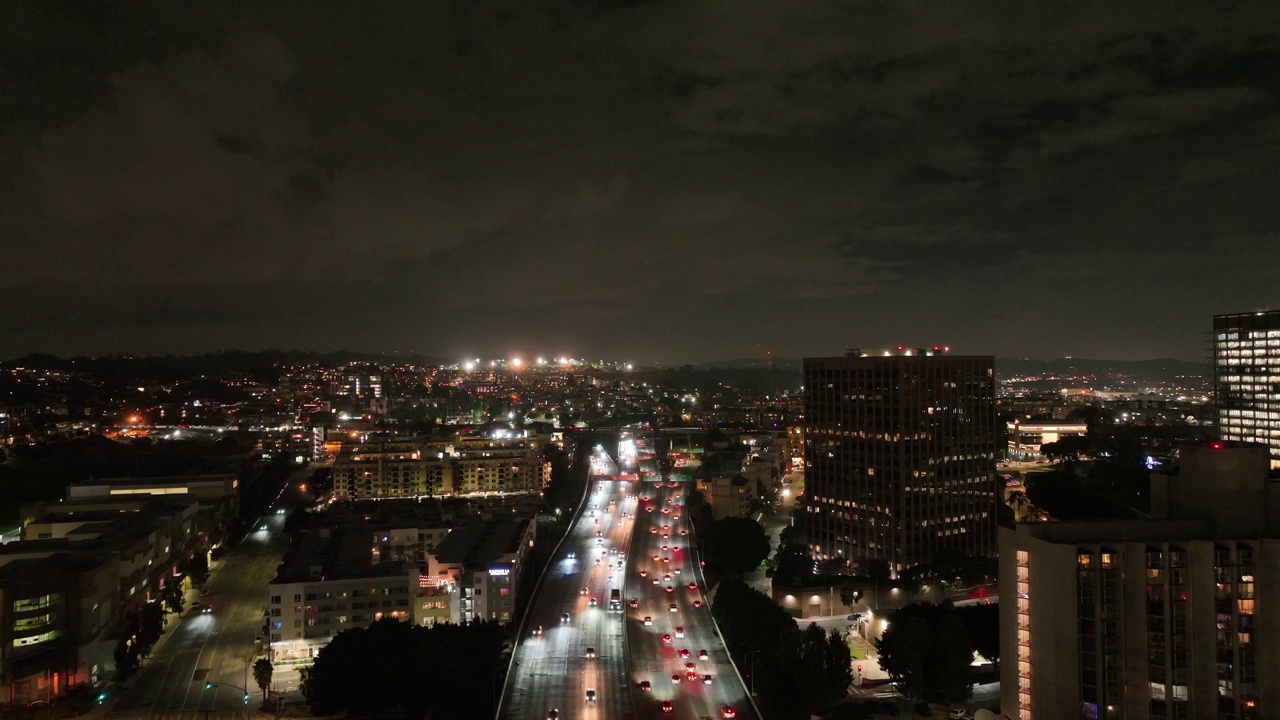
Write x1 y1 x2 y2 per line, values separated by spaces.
690 357 802 372
995 357 1206 381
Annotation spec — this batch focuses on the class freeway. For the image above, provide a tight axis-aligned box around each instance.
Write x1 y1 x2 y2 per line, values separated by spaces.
624 436 757 720
111 466 312 718
500 445 638 720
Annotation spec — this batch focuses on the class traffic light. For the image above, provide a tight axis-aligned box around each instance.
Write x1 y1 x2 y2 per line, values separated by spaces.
243 692 250 704
96 693 107 704
205 682 214 690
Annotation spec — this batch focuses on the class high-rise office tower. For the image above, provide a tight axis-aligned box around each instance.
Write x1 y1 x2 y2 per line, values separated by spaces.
1214 310 1280 468
802 348 997 573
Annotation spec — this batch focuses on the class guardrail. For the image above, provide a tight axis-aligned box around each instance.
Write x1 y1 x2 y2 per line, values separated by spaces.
688 505 766 720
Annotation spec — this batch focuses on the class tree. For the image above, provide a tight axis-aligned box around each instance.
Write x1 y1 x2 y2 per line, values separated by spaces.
137 602 165 656
253 658 274 701
303 618 508 719
875 602 975 706
163 582 185 616
866 558 892 583
957 603 1000 669
702 516 771 576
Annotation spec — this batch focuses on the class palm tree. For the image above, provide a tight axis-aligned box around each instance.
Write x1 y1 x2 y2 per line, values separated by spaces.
253 658 273 702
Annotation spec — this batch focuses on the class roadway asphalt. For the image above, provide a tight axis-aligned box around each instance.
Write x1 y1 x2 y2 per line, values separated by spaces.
624 438 756 720
501 450 637 720
111 467 311 718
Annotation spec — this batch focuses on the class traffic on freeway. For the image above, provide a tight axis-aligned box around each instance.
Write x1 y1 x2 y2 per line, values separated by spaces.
623 434 756 720
500 444 638 719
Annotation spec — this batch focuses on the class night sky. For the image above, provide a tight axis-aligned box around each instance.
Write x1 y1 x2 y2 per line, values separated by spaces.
3 2 1279 363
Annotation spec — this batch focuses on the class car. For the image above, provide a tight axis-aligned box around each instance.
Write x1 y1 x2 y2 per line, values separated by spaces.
639 569 649 577
628 598 639 608
671 673 682 684
589 597 598 607
650 527 658 534
639 680 651 691
596 539 603 547
608 574 616 582
644 616 653 626
662 557 670 563
666 498 673 505
678 648 691 658
948 709 969 720
661 634 672 644
585 647 596 658
594 558 600 565
666 587 675 595
693 600 703 608
585 689 596 704
663 508 671 516
609 547 616 555
722 705 737 718
547 710 560 720
674 568 682 575
675 626 684 637
652 554 661 562
662 545 669 551
201 604 213 614
567 551 576 559
687 583 698 591
561 613 571 623
669 603 678 612
533 626 543 637
594 518 599 525
653 578 661 585
673 546 682 553
663 574 672 582
698 649 709 660
663 524 670 532
680 529 688 535
646 506 655 513
596 530 603 537
662 532 670 538
674 514 681 520
670 482 678 488
661 699 674 713
686 671 700 682
276 508 285 515
581 587 589 596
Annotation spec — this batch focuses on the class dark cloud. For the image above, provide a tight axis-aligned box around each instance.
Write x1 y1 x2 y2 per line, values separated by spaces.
2 0 1279 362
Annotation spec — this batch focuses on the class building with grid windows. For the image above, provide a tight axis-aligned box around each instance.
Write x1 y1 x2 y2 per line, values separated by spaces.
802 348 997 573
1214 310 1280 469
1000 442 1280 720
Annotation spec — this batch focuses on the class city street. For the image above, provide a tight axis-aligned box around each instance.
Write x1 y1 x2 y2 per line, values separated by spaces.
110 466 313 718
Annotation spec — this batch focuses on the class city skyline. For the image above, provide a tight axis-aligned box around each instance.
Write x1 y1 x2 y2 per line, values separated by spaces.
3 3 1279 362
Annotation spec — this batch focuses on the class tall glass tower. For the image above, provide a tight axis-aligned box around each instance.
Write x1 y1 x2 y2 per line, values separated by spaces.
1214 310 1280 468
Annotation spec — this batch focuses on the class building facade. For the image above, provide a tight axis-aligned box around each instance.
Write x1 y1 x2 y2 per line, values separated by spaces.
1007 420 1089 461
1001 442 1280 720
803 349 997 573
1214 310 1280 468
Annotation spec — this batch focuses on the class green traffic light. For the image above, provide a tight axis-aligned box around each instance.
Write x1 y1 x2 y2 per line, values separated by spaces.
243 692 250 703
205 682 214 689
96 694 107 704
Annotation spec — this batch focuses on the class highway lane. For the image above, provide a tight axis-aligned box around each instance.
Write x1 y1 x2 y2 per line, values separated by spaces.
624 437 758 720
112 468 311 718
501 444 638 720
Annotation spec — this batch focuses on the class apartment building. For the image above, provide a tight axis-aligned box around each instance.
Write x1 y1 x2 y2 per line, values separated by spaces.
429 519 536 623
1001 442 1280 720
331 434 550 500
1214 310 1280 468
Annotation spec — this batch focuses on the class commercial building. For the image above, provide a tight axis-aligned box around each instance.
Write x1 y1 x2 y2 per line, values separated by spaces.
803 348 998 573
1000 442 1280 720
1214 310 1280 468
0 499 208 702
1007 420 1089 461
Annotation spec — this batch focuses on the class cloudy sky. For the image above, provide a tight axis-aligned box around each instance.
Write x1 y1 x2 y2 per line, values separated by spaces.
2 1 1278 363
